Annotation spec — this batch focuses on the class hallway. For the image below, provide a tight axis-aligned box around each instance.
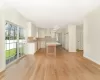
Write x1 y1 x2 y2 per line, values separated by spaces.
0 47 100 80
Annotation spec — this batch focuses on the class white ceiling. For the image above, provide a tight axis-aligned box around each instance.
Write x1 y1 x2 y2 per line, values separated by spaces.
2 0 100 28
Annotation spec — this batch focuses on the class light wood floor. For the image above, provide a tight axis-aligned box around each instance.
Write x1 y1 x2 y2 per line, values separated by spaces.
0 47 100 80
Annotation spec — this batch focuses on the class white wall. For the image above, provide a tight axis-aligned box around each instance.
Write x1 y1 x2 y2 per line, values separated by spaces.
84 6 100 64
0 12 5 72
2 7 27 28
0 7 28 72
68 25 76 52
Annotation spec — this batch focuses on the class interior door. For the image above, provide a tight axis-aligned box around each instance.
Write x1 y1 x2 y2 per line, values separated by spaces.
78 32 83 50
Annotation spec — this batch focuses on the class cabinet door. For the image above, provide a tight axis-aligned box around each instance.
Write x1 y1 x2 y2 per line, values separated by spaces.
26 43 36 54
39 29 45 38
45 29 51 36
40 41 45 48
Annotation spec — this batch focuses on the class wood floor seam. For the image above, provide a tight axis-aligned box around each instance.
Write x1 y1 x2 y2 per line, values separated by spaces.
0 47 100 80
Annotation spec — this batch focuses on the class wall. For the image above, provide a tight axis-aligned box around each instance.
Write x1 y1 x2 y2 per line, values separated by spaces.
0 12 5 72
2 7 27 28
84 6 100 64
0 6 28 72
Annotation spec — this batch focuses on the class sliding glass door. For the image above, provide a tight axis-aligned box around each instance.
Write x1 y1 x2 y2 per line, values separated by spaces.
5 23 17 64
5 22 25 65
19 28 25 57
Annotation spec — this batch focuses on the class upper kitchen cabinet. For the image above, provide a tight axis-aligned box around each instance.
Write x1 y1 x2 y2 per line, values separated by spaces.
38 28 55 38
38 28 45 38
45 28 52 36
27 22 36 37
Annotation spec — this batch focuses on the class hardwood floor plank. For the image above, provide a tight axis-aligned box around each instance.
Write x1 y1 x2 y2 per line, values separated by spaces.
0 47 100 80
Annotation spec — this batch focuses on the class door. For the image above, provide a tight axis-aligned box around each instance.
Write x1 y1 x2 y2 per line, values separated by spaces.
19 28 25 57
5 22 25 65
77 32 83 50
5 23 17 64
65 33 68 50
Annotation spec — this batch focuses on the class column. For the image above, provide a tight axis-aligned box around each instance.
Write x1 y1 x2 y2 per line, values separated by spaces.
0 17 6 72
68 25 76 52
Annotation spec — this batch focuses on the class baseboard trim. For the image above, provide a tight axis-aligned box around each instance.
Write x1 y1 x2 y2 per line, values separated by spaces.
84 54 100 65
6 55 26 69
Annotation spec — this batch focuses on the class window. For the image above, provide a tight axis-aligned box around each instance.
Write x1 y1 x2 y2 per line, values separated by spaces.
5 22 25 65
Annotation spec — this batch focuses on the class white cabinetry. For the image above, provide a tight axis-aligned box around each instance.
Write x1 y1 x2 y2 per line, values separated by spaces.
45 28 51 36
27 22 36 37
38 28 45 38
38 28 54 48
38 28 53 38
25 42 37 54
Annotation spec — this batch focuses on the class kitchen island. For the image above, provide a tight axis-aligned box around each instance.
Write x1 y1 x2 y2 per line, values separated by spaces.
46 42 60 56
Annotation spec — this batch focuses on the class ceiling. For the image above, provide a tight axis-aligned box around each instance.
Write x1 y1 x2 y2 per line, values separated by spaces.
2 0 100 28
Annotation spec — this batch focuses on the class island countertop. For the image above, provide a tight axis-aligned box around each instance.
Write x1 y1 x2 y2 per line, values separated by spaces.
46 42 61 46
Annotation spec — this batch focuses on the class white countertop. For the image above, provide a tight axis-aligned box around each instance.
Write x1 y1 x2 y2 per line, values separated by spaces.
46 42 61 46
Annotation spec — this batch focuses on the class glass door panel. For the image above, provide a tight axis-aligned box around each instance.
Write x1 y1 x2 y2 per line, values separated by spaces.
5 22 25 65
5 22 17 65
19 28 25 57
